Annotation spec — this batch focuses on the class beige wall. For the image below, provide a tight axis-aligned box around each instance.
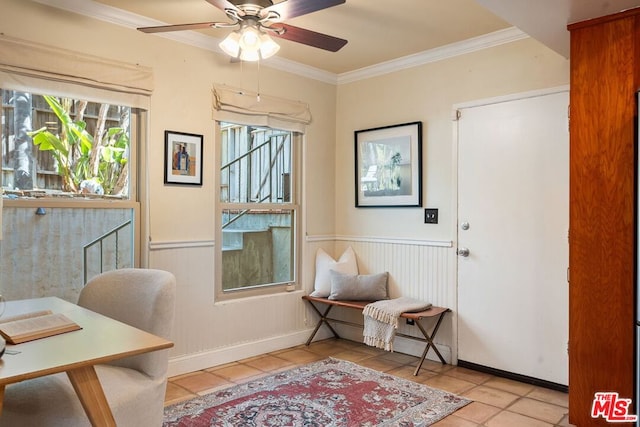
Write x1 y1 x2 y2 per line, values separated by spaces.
335 38 569 242
331 40 568 363
0 0 338 242
2 0 570 373
1 0 338 372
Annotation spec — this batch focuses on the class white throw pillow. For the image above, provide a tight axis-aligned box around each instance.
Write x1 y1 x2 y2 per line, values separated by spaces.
310 247 358 297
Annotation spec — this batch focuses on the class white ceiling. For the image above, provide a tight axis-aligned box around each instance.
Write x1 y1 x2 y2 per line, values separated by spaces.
476 0 640 58
35 0 640 78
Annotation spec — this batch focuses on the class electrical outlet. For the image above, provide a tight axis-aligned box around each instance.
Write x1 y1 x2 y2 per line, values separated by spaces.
424 208 438 224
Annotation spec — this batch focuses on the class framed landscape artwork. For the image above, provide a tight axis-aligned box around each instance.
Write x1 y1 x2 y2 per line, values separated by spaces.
164 130 203 186
354 121 422 207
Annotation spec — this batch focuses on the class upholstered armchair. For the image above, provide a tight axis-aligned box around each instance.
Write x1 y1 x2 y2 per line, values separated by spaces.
0 268 176 427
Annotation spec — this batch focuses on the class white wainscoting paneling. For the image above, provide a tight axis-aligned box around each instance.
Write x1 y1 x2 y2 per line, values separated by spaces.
330 237 457 363
149 240 312 376
151 235 458 376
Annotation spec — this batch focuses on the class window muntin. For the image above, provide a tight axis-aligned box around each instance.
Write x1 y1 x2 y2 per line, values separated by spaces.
1 90 131 199
218 123 299 297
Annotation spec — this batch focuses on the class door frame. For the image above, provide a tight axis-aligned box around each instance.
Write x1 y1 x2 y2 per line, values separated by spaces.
450 85 569 367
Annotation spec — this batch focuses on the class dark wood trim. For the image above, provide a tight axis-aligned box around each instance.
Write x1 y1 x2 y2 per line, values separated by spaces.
457 360 568 393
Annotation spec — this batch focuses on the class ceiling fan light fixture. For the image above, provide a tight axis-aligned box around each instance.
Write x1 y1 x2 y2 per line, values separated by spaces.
239 25 262 51
258 33 280 58
219 31 241 57
219 24 280 62
239 47 261 62
139 0 347 58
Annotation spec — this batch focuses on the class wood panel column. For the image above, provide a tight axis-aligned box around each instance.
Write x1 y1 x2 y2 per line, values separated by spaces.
568 9 639 426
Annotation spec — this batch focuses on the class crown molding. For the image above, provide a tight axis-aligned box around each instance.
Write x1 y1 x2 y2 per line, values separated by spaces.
31 0 339 84
336 27 528 84
32 0 527 86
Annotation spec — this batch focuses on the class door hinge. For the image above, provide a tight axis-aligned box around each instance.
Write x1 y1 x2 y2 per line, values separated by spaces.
452 110 461 121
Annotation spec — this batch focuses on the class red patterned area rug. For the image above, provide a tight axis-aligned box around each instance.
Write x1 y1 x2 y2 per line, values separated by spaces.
164 358 471 426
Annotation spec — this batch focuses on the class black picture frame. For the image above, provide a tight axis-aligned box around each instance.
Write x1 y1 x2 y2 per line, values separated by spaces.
354 121 422 207
164 130 203 186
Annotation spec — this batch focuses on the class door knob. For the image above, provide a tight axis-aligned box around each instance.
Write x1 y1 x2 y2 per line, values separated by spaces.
457 247 470 257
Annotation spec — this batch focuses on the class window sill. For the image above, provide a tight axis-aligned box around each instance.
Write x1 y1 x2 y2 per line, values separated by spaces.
3 197 137 209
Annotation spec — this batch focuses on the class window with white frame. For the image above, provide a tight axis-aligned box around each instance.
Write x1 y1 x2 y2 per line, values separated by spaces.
0 36 151 301
217 122 299 298
1 90 132 198
1 88 144 300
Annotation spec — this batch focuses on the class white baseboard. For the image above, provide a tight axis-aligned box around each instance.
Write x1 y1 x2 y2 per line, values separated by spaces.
168 329 327 377
168 325 451 377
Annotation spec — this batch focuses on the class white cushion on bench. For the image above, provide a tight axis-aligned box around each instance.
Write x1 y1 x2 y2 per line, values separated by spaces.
310 247 358 297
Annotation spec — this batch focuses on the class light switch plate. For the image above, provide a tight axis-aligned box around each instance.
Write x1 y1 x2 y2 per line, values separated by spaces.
424 208 438 224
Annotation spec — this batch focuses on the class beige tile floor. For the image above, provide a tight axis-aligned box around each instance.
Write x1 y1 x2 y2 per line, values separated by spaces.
165 338 574 426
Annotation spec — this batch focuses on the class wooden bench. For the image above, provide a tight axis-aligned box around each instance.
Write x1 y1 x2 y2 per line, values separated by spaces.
302 295 451 375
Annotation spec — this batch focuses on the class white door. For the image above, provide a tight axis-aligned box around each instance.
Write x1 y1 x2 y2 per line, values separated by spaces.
456 90 569 385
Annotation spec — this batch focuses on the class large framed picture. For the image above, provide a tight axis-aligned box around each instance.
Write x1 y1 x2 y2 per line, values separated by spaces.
354 121 422 207
164 130 203 186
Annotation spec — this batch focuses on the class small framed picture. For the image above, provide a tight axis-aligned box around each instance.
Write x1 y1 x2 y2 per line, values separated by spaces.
355 121 422 207
164 130 203 186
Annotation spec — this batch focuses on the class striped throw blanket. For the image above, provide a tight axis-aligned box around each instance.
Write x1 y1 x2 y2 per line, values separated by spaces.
363 297 432 351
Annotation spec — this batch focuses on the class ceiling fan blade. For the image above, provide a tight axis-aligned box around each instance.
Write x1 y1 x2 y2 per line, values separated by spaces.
137 22 223 33
271 23 347 52
265 0 345 20
204 0 238 13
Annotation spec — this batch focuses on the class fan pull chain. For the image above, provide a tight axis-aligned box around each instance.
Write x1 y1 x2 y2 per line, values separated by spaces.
257 59 261 102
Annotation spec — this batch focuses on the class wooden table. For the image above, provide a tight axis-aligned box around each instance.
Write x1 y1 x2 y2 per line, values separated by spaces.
0 297 173 426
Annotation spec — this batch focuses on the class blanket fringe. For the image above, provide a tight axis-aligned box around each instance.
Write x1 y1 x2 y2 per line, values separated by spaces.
363 305 400 328
362 297 432 352
363 335 394 352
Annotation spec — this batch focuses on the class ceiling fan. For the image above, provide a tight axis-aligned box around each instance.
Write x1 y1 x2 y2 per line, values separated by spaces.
137 0 348 62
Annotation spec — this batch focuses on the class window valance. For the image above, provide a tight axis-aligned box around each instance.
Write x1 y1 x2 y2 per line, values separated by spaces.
0 35 153 109
212 84 311 133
